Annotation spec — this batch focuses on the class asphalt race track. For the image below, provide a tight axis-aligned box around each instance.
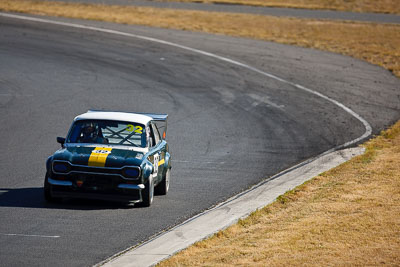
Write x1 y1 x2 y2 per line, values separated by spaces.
0 14 399 266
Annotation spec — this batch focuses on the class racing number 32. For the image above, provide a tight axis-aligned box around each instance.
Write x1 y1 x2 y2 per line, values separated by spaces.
127 124 143 134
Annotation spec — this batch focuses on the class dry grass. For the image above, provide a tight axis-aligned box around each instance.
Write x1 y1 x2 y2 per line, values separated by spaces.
162 0 400 14
2 1 399 266
159 121 400 266
1 0 400 77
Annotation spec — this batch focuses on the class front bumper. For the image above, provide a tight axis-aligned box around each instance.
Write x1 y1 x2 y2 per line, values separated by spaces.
48 177 144 202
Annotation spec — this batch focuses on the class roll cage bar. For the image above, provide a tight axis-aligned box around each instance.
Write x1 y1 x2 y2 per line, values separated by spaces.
87 110 168 139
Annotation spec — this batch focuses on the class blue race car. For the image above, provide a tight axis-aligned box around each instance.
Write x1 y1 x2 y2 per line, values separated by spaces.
44 110 171 207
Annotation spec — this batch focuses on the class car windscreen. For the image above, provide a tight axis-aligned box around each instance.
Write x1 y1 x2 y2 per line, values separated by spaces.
67 120 146 148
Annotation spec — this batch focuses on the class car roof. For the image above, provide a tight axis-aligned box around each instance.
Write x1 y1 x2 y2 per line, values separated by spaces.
74 111 152 125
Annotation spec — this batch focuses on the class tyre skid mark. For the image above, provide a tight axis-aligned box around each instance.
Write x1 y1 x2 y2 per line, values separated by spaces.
0 12 372 151
0 12 374 266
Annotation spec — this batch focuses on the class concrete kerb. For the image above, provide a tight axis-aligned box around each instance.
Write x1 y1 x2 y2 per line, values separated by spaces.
100 147 365 267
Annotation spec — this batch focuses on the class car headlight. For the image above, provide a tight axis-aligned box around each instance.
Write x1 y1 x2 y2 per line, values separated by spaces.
122 167 140 179
52 162 71 173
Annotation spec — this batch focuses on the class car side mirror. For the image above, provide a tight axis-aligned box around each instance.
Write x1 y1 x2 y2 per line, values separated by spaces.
57 137 66 147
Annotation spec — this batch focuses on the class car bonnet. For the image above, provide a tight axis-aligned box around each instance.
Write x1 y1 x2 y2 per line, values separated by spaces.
53 145 145 168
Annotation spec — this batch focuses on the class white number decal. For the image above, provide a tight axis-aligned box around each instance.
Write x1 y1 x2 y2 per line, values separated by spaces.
153 154 159 175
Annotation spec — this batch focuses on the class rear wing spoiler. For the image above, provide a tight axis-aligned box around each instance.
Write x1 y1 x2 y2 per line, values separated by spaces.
136 113 168 140
133 112 168 122
87 110 168 139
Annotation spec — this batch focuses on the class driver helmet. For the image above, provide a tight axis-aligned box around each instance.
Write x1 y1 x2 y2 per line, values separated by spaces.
82 123 96 136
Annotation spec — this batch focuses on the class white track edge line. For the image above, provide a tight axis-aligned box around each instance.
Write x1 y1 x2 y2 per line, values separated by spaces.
0 233 60 238
0 12 372 150
0 11 373 265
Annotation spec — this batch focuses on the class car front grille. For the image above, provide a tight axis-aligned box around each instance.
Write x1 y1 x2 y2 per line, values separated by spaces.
71 165 121 175
52 160 140 180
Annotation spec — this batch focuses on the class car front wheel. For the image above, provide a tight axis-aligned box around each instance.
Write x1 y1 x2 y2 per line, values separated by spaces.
44 173 60 203
140 176 154 207
155 168 170 195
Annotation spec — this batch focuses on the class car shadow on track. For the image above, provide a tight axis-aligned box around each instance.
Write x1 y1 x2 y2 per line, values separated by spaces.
0 187 141 210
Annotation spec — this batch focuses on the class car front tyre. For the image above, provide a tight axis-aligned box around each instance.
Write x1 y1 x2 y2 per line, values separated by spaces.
155 168 170 195
44 173 60 203
140 176 154 207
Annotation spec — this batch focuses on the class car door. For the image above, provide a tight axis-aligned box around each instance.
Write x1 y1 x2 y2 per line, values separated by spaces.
150 122 165 183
